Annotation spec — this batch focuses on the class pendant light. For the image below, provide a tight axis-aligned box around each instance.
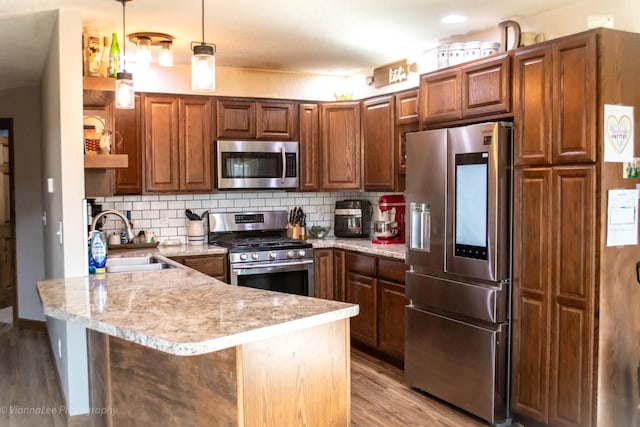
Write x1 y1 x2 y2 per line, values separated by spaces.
158 40 173 67
115 0 135 109
191 0 216 91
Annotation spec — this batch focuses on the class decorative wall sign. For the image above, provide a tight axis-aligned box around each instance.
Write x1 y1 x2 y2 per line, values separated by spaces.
372 60 410 89
604 104 634 162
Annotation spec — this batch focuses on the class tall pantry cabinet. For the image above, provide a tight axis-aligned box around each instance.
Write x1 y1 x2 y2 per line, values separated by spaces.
510 29 640 427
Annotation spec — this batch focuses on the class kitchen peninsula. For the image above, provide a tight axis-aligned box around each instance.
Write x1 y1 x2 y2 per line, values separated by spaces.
37 263 358 426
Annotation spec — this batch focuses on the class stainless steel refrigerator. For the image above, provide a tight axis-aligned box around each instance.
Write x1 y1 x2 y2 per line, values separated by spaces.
404 122 512 426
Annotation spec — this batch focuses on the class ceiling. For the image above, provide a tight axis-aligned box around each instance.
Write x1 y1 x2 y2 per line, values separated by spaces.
0 0 579 91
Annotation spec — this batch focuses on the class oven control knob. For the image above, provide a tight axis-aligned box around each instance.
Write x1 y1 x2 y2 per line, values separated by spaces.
251 252 260 260
240 253 248 261
269 252 277 260
297 249 306 258
287 250 295 258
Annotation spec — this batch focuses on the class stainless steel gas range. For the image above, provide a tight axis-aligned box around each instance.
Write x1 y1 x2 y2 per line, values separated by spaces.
208 211 314 296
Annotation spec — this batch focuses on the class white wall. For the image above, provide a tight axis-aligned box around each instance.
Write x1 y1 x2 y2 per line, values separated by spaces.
41 8 89 416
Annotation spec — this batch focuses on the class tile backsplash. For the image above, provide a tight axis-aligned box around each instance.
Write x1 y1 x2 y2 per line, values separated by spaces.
92 191 401 244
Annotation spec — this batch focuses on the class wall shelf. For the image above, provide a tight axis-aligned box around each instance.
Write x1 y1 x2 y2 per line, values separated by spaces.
84 154 128 169
83 76 115 91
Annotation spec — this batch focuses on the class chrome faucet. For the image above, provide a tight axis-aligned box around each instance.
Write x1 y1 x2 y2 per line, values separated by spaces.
90 210 135 242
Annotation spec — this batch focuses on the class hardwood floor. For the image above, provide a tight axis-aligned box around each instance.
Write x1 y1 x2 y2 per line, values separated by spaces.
351 350 486 427
0 327 487 427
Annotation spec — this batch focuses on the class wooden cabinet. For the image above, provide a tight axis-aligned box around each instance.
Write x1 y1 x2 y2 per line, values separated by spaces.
376 258 409 360
299 103 321 191
333 249 346 302
509 28 634 427
216 98 255 139
362 95 397 191
514 33 596 165
346 252 377 347
171 254 227 282
144 94 213 193
216 98 296 140
320 102 361 190
395 89 418 124
114 94 142 194
512 166 595 426
313 248 334 300
344 251 407 361
418 53 511 127
256 101 297 140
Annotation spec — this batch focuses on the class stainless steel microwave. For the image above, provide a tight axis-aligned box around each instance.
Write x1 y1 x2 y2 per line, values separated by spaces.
215 140 299 190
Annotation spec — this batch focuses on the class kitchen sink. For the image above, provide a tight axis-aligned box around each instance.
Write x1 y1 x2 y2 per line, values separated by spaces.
105 256 175 273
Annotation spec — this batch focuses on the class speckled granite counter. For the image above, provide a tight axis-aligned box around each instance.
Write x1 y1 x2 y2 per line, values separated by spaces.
107 243 227 258
109 240 405 260
36 266 358 356
310 237 406 260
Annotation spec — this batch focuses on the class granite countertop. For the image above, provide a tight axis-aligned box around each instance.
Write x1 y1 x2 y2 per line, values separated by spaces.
310 237 406 260
37 265 358 356
107 243 228 258
109 239 406 260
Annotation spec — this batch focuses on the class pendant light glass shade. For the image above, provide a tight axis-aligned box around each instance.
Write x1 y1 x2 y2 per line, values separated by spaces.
115 71 135 109
136 36 151 68
158 41 173 67
191 44 215 91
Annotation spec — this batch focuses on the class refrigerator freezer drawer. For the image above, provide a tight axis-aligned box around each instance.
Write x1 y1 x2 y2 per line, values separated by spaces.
405 306 508 425
406 271 508 323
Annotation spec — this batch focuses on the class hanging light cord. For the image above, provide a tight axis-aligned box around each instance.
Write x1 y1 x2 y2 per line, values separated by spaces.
201 0 205 44
121 0 127 70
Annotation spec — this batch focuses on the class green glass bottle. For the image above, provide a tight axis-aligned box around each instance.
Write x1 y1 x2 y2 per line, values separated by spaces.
108 32 120 78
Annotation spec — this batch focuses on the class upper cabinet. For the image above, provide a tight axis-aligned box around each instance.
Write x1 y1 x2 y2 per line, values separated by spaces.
144 94 213 193
395 89 419 124
216 98 297 140
320 102 361 190
114 93 142 194
552 34 596 164
362 95 398 192
419 53 511 128
514 33 596 165
299 103 321 191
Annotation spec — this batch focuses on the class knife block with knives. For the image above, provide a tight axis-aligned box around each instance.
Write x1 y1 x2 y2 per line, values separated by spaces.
287 207 306 240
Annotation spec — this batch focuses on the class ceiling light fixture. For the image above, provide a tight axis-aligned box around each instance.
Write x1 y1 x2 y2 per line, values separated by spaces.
191 0 216 91
115 0 135 109
128 32 175 67
441 14 468 24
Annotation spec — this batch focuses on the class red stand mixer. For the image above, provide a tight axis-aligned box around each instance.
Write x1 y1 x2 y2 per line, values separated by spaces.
372 195 406 244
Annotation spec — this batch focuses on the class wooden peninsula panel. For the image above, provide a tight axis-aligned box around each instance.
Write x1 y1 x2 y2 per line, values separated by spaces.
88 319 351 426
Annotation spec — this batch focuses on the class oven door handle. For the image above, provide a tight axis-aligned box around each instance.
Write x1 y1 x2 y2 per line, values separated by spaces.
280 146 286 184
232 259 314 274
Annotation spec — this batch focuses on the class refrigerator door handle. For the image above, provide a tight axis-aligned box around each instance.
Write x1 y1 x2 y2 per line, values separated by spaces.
410 202 431 252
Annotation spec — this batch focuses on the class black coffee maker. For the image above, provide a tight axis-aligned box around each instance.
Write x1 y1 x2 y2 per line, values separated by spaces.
334 200 372 238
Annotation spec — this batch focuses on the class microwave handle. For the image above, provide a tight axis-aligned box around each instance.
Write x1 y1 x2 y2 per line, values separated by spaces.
281 146 286 184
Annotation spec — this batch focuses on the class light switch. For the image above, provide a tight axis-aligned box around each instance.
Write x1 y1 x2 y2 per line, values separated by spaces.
47 178 54 193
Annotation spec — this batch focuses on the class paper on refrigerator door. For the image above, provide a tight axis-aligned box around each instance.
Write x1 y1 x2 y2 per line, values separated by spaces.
606 189 638 246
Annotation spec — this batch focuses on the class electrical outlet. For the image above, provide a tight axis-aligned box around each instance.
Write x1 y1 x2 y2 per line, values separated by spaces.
588 15 614 29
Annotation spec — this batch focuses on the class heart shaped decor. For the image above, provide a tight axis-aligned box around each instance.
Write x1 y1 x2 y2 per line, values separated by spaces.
606 115 632 154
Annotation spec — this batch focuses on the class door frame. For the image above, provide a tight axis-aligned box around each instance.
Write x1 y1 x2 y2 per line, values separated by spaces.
0 118 17 325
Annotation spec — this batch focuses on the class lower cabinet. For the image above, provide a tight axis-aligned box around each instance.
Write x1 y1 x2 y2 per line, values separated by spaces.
170 254 227 283
344 251 408 361
314 249 335 300
377 258 409 360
